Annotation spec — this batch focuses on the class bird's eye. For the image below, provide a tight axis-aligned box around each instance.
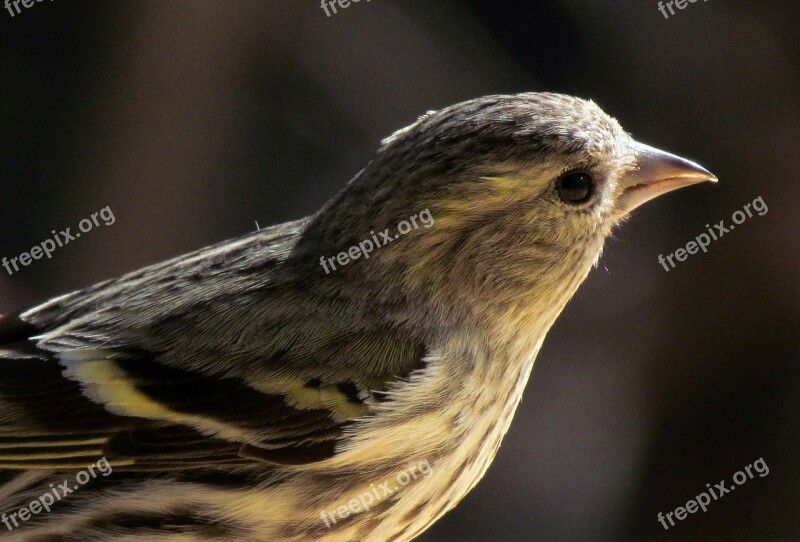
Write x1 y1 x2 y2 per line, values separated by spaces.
556 171 595 205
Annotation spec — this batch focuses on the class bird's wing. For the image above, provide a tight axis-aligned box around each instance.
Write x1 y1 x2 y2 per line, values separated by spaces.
0 219 427 470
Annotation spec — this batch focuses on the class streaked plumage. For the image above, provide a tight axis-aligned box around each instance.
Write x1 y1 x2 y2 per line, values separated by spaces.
0 93 715 541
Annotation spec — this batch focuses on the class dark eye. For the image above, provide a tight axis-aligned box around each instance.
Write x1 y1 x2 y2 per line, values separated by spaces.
556 171 595 205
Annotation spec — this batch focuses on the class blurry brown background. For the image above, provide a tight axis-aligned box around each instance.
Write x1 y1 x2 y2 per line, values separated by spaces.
1 1 798 541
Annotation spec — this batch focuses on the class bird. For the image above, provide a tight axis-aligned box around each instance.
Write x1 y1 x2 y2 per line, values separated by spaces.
0 93 716 541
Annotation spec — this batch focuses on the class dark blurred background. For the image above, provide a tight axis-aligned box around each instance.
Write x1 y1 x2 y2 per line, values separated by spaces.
1 1 798 541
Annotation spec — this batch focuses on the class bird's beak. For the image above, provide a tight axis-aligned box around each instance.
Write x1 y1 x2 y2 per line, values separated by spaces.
615 142 717 216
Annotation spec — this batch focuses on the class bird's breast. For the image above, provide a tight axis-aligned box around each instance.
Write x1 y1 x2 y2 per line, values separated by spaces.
291 328 547 542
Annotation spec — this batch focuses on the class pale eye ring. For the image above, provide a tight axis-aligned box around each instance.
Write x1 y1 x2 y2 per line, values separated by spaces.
556 170 595 205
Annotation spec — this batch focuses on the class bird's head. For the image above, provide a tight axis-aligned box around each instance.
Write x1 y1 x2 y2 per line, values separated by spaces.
305 93 716 330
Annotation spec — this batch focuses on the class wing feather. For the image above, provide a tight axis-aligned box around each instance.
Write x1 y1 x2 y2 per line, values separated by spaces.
0 220 427 470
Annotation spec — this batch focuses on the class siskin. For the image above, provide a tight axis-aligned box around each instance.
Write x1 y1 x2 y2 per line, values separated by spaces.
0 93 716 541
